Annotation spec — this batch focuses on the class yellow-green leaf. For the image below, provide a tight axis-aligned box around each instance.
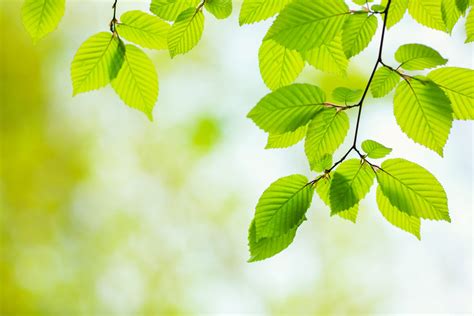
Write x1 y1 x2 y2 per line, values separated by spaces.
111 45 158 120
116 10 170 50
408 0 447 31
71 32 125 95
168 8 205 58
342 13 378 58
265 125 307 149
21 0 65 43
371 66 401 98
150 0 199 21
259 40 305 91
239 0 292 25
303 36 349 76
316 176 359 223
205 0 232 19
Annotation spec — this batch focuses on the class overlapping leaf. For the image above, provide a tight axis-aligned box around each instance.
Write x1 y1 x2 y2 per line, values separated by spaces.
342 13 378 58
332 87 362 104
303 36 349 76
382 0 408 29
376 187 421 239
150 0 199 21
428 67 474 120
266 125 307 149
248 218 301 262
466 7 474 43
71 32 125 95
362 139 392 158
407 0 447 31
264 0 349 52
111 45 158 120
239 0 292 25
247 84 326 134
393 77 453 155
330 159 375 214
371 66 401 98
395 44 447 70
305 109 349 171
22 0 65 43
441 0 462 32
254 174 314 240
259 40 305 91
376 158 450 221
205 0 232 19
116 10 170 50
168 8 205 57
316 177 359 223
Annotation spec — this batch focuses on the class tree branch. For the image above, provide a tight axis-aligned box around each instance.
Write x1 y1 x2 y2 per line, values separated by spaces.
312 0 393 184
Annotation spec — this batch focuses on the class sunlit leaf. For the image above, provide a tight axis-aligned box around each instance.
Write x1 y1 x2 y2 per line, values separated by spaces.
466 7 474 43
361 139 392 159
393 77 453 155
407 0 447 31
266 125 307 149
316 177 358 223
264 0 349 52
247 84 326 134
342 13 378 58
150 0 199 21
259 40 305 91
305 109 349 171
239 0 292 25
371 66 401 98
111 44 158 120
332 87 362 104
376 158 450 221
254 174 314 240
116 10 170 50
22 0 65 43
382 0 408 29
428 67 474 120
71 32 125 95
441 0 462 32
205 0 232 19
376 187 421 239
303 36 349 76
330 159 375 214
168 8 205 57
395 44 447 70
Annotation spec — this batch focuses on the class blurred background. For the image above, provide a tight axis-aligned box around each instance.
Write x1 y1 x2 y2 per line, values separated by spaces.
0 0 472 314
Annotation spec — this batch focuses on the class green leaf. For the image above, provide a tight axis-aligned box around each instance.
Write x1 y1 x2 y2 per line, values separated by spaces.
71 32 125 95
382 0 408 29
395 44 447 70
376 158 450 221
239 0 292 25
376 187 421 239
329 159 375 214
303 36 349 76
150 0 199 21
116 10 170 50
331 87 362 104
371 4 386 12
353 0 372 5
259 40 305 91
21 0 65 43
168 8 205 58
342 13 378 58
247 84 326 134
304 109 349 171
111 45 158 121
254 174 314 240
361 139 392 158
393 77 453 155
316 177 358 223
428 67 474 120
407 0 447 31
456 0 470 13
265 125 307 149
466 7 474 43
370 66 401 98
311 154 333 173
248 218 301 262
441 0 462 32
205 0 232 19
264 0 349 52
